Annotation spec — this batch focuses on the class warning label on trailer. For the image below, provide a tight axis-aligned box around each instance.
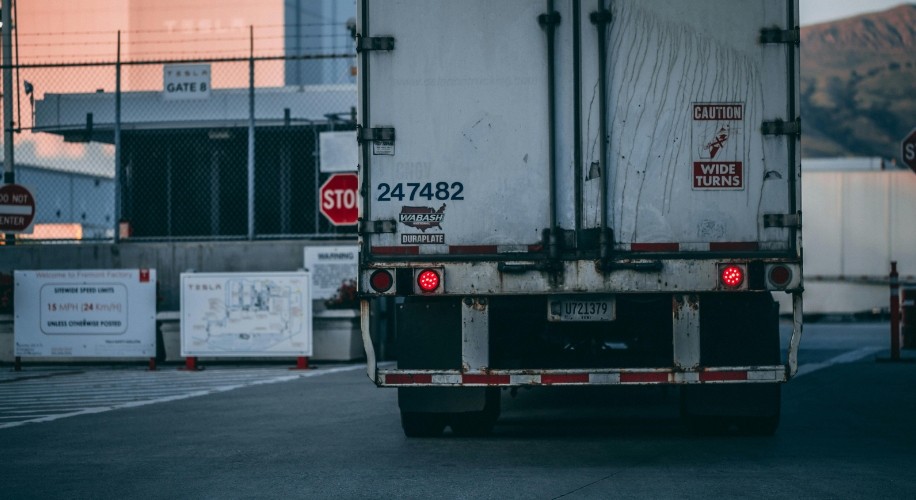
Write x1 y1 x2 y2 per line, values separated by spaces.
692 103 745 190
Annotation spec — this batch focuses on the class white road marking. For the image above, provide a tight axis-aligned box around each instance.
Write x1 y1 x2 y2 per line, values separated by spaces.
0 364 365 430
794 346 884 377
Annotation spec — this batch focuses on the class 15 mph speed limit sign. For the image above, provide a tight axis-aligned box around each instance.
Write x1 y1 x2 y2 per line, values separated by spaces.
904 127 916 174
0 184 36 233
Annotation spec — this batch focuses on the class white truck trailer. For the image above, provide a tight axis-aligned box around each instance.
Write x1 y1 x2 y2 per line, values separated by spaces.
356 0 803 436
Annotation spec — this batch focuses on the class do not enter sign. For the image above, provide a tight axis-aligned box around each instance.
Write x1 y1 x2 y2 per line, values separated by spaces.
319 173 358 226
904 127 916 174
0 184 36 233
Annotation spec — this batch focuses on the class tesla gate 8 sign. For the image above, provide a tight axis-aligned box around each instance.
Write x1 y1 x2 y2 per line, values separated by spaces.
319 173 359 226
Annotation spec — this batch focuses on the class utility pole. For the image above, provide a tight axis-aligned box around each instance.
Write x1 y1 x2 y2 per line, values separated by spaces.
3 0 14 185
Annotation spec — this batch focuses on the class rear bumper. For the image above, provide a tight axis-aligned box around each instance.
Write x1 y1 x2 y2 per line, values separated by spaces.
361 292 805 386
378 366 787 387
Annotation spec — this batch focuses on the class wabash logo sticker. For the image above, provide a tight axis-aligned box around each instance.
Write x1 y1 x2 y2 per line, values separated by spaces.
399 204 445 232
691 103 744 190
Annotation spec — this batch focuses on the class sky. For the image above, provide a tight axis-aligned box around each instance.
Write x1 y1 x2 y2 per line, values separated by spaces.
800 0 909 25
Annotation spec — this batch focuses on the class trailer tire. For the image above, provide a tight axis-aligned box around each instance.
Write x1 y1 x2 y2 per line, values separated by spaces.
400 412 448 438
448 388 501 437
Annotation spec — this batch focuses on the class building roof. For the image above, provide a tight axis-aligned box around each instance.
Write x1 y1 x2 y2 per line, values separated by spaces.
34 85 357 143
802 157 888 172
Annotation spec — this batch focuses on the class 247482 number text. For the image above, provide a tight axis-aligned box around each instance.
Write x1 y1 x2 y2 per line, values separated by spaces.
377 182 464 202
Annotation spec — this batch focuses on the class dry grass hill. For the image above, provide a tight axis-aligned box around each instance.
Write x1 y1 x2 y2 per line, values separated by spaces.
800 4 916 159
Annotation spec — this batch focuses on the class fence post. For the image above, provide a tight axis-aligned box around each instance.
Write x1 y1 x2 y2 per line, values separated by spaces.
313 121 320 233
114 31 122 243
247 26 256 241
3 0 15 246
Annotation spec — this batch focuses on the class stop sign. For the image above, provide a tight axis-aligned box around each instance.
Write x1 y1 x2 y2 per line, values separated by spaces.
0 184 36 233
319 173 358 226
904 127 916 174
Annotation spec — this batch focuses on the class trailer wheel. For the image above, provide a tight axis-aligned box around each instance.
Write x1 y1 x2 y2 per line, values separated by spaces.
400 412 448 438
449 388 501 437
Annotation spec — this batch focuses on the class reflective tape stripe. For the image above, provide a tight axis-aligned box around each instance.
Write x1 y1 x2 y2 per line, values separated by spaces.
588 373 621 384
620 372 669 383
378 368 786 386
672 372 700 383
385 374 431 384
462 374 510 385
541 374 590 385
431 374 461 384
510 374 540 385
699 371 748 382
747 370 780 381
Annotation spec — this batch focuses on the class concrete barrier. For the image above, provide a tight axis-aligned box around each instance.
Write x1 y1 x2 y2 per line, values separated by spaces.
157 308 362 363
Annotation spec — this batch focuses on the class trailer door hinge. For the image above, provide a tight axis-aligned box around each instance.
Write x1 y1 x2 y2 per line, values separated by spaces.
764 213 801 229
589 10 612 25
356 35 395 52
762 118 801 137
356 126 395 143
538 12 561 27
759 27 800 46
359 219 397 234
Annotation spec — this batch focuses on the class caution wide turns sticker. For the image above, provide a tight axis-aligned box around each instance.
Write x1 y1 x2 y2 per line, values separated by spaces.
691 103 745 190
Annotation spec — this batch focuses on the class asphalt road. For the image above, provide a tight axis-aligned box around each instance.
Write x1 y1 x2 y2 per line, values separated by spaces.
1 323 915 499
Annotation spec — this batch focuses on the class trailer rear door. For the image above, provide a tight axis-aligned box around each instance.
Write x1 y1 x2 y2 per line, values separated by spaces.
359 0 799 256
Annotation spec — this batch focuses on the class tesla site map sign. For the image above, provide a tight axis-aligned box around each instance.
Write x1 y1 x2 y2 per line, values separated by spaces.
180 272 312 357
14 269 157 357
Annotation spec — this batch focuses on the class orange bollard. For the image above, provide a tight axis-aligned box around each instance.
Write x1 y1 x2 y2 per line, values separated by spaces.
879 262 914 363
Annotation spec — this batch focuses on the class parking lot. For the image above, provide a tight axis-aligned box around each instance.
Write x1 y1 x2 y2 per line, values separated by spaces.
1 322 915 499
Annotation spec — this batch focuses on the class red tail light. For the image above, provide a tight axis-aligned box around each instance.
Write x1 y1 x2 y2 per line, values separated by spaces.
721 266 744 288
369 270 393 293
768 265 792 287
417 269 440 292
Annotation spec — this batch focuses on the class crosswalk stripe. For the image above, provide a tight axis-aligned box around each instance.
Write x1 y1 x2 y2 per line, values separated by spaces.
0 364 365 430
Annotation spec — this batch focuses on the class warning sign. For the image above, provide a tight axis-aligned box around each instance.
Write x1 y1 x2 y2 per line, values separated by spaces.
692 103 744 190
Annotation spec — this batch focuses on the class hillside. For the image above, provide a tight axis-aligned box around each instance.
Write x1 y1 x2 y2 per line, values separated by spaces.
800 4 916 159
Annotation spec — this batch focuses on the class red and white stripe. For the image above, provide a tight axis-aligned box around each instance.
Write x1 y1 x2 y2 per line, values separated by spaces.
372 242 759 255
378 367 786 386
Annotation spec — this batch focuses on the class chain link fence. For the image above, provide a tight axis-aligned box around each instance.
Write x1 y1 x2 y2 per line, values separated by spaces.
2 50 358 243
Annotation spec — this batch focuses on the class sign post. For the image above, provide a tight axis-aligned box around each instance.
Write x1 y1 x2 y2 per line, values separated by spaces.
903 127 916 174
0 184 36 234
319 173 359 226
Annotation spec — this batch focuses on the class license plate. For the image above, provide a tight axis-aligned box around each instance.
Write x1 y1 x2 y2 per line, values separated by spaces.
547 296 616 322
